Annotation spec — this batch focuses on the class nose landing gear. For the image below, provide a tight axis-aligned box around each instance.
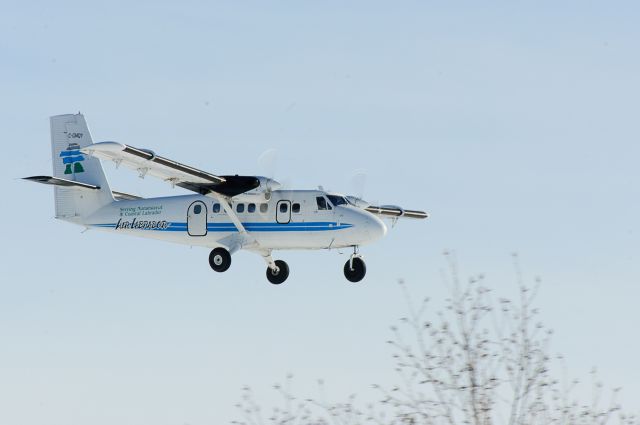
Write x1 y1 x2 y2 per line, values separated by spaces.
344 246 366 282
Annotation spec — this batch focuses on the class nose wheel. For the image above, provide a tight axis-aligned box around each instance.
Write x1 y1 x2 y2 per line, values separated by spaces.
209 247 231 272
344 252 366 283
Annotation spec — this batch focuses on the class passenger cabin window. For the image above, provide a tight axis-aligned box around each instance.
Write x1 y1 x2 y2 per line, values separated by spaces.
248 203 256 213
194 204 202 214
326 195 347 207
260 203 268 213
236 203 245 213
292 203 301 213
316 196 329 210
279 203 289 213
212 203 221 213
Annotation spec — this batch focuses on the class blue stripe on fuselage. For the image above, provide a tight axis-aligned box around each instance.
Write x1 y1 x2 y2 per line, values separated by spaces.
91 221 353 232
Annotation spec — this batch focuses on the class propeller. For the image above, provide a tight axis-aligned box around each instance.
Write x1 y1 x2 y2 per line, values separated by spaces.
257 148 278 181
256 148 292 220
257 148 292 191
345 168 371 208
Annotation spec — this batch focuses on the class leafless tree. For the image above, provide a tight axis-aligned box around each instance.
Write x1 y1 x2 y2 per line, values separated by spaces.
233 253 637 425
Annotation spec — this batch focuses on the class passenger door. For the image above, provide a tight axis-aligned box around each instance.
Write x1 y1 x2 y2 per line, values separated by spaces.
187 201 207 236
276 200 291 224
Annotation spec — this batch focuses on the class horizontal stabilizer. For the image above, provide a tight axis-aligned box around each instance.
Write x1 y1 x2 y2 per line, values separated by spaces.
24 175 143 201
23 175 100 190
365 205 429 219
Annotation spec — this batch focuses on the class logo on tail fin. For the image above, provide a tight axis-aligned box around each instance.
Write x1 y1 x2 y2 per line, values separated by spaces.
60 142 85 174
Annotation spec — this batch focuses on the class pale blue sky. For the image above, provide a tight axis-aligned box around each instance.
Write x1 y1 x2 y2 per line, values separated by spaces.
1 1 639 424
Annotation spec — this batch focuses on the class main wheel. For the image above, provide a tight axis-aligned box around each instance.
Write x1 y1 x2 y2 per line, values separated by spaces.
209 248 231 272
266 260 289 285
344 257 366 282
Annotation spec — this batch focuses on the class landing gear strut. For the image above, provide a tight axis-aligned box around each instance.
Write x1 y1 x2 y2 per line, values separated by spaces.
344 246 366 282
209 247 231 272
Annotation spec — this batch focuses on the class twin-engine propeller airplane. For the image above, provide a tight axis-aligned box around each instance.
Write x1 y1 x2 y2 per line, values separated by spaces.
25 113 428 284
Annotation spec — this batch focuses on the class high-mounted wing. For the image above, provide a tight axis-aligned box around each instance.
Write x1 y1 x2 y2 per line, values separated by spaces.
81 142 259 197
365 205 429 219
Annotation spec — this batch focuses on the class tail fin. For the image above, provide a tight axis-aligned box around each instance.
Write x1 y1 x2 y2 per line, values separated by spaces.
50 113 114 221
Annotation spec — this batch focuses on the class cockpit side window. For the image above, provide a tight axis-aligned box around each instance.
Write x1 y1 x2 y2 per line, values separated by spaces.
316 196 328 211
326 195 347 207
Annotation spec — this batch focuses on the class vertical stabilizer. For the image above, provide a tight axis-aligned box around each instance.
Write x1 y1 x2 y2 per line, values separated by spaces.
50 113 113 220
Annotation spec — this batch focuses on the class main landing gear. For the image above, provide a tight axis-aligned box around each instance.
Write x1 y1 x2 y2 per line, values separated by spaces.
208 246 366 284
266 260 290 285
209 247 291 285
262 252 290 285
209 247 231 272
343 246 366 283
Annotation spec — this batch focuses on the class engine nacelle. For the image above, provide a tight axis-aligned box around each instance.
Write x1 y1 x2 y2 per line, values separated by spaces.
255 176 282 192
232 176 281 202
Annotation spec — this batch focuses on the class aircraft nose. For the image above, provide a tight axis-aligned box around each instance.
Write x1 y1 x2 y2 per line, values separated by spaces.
367 214 387 241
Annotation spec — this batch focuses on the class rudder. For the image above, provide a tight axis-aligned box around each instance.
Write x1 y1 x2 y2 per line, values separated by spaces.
50 113 113 220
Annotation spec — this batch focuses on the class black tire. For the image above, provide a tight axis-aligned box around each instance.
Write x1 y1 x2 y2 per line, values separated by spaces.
209 248 231 272
266 260 289 285
344 257 366 282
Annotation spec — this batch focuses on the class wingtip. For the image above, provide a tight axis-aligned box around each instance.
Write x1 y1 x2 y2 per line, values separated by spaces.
81 141 126 153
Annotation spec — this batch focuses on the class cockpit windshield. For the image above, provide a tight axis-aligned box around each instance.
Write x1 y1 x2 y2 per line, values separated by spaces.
326 195 348 207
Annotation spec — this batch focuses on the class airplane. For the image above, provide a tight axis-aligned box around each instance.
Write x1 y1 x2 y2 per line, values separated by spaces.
24 113 428 284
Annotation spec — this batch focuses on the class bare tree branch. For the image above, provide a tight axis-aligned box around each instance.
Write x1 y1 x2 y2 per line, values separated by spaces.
234 256 638 425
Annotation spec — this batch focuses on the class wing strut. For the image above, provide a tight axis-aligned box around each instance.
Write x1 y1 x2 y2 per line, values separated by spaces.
211 195 264 252
214 195 247 234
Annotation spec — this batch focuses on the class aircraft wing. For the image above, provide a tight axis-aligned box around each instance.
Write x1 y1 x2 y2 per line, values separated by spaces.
81 142 259 197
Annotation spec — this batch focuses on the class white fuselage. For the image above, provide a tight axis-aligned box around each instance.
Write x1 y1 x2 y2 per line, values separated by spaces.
83 190 387 251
